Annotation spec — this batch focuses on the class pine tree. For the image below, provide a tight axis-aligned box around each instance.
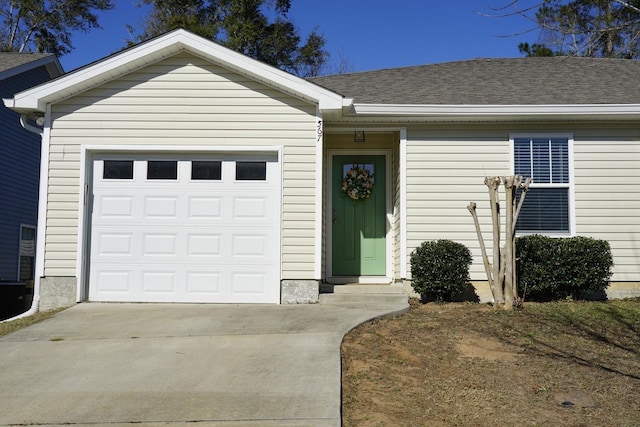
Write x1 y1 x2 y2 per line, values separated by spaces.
500 0 640 58
0 0 114 56
132 0 328 77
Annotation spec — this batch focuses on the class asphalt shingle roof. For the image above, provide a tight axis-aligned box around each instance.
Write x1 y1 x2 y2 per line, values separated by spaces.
0 52 55 74
308 57 640 105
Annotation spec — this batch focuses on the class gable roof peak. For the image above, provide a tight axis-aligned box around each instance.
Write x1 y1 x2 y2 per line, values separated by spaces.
5 28 346 113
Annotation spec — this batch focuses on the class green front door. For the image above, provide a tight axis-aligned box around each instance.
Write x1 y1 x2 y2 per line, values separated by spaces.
332 155 386 276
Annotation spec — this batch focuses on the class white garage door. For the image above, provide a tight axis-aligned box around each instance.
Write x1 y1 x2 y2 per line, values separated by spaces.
88 153 281 303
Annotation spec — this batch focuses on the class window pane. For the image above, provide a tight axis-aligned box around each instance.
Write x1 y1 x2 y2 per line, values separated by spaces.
148 161 177 180
19 256 34 281
514 139 531 178
19 227 36 257
532 139 550 183
550 139 569 183
516 188 569 233
236 161 266 180
192 161 221 180
103 160 133 179
21 227 36 241
19 225 36 281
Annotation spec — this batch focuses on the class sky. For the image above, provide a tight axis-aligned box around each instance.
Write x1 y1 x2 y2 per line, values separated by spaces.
60 0 541 74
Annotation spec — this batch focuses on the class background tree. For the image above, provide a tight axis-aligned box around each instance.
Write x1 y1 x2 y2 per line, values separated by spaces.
330 49 354 74
491 0 640 58
0 0 114 56
132 0 329 77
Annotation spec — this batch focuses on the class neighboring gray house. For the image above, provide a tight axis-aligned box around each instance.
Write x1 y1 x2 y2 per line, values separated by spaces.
4 30 640 311
0 54 63 298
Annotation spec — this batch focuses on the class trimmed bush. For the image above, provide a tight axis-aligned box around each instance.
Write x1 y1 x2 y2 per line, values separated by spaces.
516 235 613 301
410 240 473 302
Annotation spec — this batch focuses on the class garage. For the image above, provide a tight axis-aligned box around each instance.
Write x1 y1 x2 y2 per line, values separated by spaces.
88 153 282 304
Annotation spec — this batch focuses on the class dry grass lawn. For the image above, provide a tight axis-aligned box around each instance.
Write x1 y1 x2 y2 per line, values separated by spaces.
0 308 65 337
341 299 640 426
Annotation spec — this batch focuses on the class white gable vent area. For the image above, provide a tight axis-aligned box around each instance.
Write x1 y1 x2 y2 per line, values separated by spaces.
87 153 281 304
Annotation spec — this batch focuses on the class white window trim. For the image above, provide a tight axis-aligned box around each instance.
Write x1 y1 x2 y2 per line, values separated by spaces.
399 128 407 278
509 133 575 237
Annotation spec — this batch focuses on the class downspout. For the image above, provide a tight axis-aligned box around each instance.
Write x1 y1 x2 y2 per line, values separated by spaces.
1 115 44 322
20 114 44 135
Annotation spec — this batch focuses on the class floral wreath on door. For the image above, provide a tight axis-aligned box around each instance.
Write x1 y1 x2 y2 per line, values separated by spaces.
342 164 374 200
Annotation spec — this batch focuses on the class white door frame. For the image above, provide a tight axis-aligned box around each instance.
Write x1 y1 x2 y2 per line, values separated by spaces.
326 149 393 284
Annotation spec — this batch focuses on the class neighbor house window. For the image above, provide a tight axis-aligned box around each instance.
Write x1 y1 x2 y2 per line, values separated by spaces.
513 135 572 234
18 225 36 281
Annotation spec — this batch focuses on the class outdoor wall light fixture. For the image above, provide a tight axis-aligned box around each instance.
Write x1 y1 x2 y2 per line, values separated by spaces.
354 131 366 143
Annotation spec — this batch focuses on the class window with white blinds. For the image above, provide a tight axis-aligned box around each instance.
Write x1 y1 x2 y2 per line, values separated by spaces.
513 136 571 233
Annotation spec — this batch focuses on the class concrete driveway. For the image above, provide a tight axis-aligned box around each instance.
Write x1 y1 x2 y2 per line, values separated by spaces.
0 300 407 426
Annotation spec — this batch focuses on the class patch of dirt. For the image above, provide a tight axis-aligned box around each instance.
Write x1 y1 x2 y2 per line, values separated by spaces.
456 335 519 361
553 390 600 408
342 300 640 426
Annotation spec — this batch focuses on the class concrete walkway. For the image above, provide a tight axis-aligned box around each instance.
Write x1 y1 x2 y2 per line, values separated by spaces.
0 300 408 426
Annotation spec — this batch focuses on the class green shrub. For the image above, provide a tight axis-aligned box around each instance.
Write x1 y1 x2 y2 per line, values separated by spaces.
410 240 473 302
516 235 613 301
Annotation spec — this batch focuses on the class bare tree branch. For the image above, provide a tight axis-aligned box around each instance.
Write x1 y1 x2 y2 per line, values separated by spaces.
612 0 640 14
487 0 640 59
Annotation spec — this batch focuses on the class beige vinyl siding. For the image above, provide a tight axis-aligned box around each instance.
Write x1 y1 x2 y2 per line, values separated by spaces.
573 127 640 281
405 129 511 280
44 53 318 279
404 125 640 282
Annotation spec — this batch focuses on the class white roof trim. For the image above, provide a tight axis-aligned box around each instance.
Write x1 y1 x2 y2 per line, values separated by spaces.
5 29 346 113
354 103 640 115
353 103 640 119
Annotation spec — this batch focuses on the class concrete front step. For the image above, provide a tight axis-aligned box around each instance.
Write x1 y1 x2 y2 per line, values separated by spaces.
319 293 409 304
319 283 408 305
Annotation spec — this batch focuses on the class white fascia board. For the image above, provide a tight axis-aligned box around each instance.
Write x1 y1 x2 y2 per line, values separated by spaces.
8 29 346 113
353 103 640 118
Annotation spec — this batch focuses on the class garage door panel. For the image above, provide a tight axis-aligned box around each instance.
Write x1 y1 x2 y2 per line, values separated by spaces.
187 234 222 256
141 270 180 295
91 267 279 303
98 196 134 218
97 233 133 256
142 233 178 256
89 155 281 304
143 196 178 219
186 272 221 295
95 270 132 294
233 196 268 219
231 272 266 295
188 197 222 219
96 191 279 224
92 229 278 261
